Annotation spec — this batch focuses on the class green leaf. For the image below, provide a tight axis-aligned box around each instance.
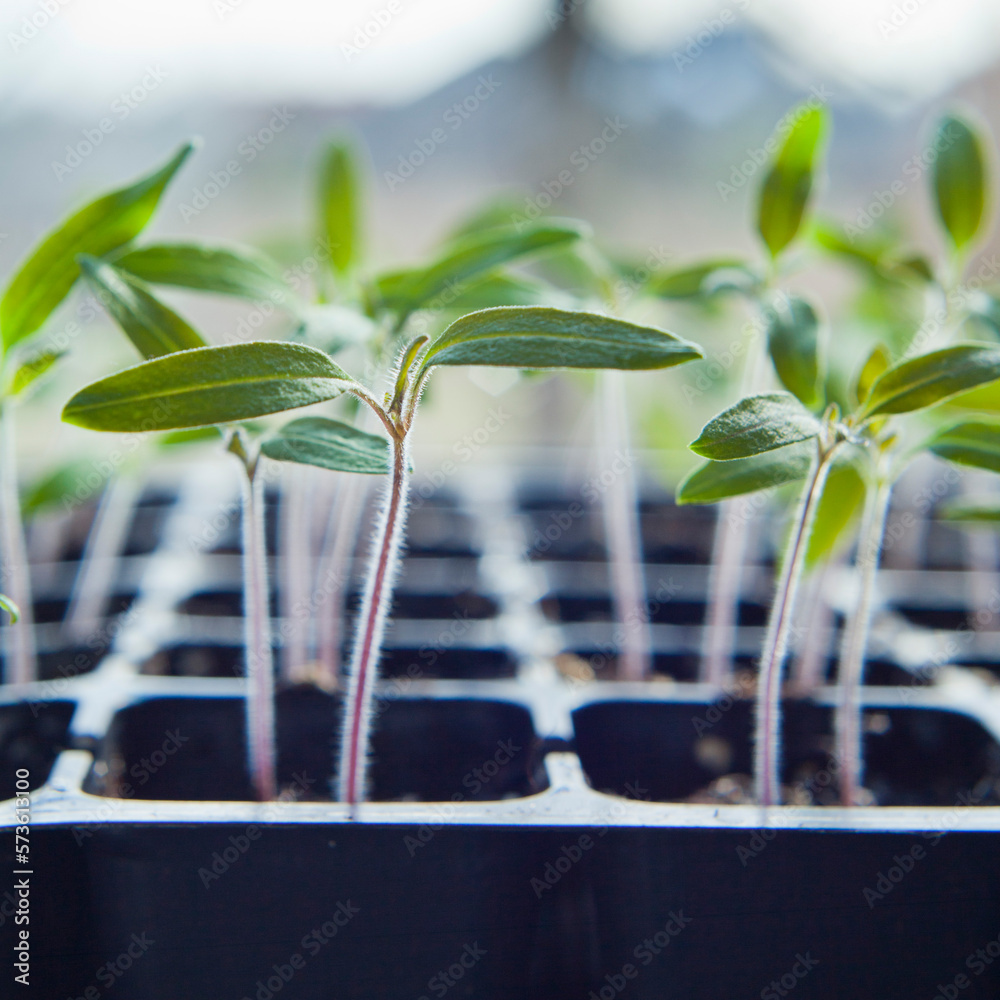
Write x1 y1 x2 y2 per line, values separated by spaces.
261 416 390 475
676 441 812 504
937 499 1000 523
419 306 703 372
926 418 1000 474
853 344 891 406
79 255 206 359
62 341 355 432
647 259 756 299
6 349 65 397
320 141 359 275
758 105 828 258
442 272 554 311
157 426 224 448
20 460 103 515
690 392 821 461
932 114 988 253
112 242 295 307
862 343 1000 418
1 142 195 352
374 220 586 314
0 594 19 624
804 454 866 568
767 295 821 406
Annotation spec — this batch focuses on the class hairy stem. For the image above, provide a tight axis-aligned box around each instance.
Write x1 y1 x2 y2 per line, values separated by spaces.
0 401 36 684
241 463 276 801
755 441 835 806
338 431 410 809
835 478 891 806
598 370 650 680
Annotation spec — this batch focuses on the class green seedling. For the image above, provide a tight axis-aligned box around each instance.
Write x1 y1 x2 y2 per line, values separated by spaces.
684 339 1000 805
62 306 702 805
648 102 831 688
0 143 194 683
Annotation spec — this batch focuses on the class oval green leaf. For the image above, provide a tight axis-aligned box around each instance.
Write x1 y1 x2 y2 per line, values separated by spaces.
862 343 1000 418
932 114 988 253
758 105 828 258
926 418 1000 474
62 341 354 432
647 259 756 300
419 306 702 372
375 220 587 315
112 242 295 308
6 349 65 398
767 295 822 407
79 255 206 359
320 141 360 275
676 441 813 505
804 453 867 568
261 416 390 475
853 344 891 407
690 392 821 461
1 142 195 352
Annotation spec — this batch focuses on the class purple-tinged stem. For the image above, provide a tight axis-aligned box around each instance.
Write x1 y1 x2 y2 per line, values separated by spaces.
338 432 410 809
0 401 36 684
835 479 891 807
755 442 835 806
241 463 276 802
598 370 650 681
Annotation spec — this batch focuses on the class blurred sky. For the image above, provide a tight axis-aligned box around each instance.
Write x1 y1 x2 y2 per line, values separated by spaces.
5 0 1000 476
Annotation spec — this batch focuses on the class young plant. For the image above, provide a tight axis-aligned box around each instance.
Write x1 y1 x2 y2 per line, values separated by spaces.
648 101 830 686
62 307 702 808
684 340 1000 805
0 143 194 683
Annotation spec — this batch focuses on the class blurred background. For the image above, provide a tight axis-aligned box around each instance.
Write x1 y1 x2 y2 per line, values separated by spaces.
4 0 1000 489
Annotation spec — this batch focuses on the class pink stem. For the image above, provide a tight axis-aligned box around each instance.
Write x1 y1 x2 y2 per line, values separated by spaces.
339 433 409 809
